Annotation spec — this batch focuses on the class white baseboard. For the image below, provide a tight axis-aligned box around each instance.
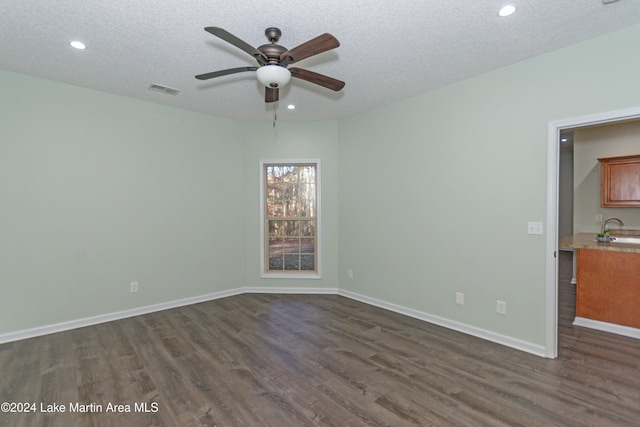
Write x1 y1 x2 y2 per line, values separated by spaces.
0 286 545 357
242 286 339 294
338 289 547 357
0 288 244 345
573 317 640 339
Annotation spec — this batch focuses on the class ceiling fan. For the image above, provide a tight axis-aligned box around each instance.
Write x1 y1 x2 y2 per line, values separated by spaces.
196 27 345 103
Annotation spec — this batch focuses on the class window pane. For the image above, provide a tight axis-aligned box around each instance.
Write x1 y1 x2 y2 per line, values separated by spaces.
283 238 300 253
300 255 315 271
267 200 284 217
283 167 297 183
301 166 315 183
301 221 315 237
269 221 283 237
283 220 299 236
267 166 284 183
300 184 315 200
267 185 281 200
284 255 300 270
297 199 315 217
269 256 284 270
285 199 299 217
300 238 315 254
268 237 283 255
283 184 295 199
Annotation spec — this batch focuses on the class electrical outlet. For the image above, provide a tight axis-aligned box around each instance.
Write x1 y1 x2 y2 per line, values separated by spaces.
130 281 138 293
596 214 603 223
496 300 506 315
456 292 465 305
527 221 543 235
347 269 353 279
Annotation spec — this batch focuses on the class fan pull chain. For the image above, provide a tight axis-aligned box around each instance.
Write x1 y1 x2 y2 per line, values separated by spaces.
273 105 277 127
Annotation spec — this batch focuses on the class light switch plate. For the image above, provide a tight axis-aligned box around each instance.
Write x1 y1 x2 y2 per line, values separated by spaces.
527 221 543 235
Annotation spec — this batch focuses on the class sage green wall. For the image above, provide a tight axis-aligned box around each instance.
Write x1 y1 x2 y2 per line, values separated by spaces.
0 70 246 334
242 121 340 289
338 24 640 346
573 120 640 233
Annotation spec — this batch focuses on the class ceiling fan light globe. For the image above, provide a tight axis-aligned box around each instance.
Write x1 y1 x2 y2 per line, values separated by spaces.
256 65 291 88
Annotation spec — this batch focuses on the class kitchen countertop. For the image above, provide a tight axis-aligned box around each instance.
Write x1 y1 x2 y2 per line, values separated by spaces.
559 232 640 254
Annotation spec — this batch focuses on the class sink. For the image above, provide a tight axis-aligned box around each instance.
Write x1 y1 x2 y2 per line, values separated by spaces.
610 236 640 244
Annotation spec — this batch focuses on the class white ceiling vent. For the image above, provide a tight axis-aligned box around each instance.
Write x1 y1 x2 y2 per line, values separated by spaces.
149 83 180 96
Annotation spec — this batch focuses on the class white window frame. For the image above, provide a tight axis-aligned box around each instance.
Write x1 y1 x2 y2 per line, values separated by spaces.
260 159 321 279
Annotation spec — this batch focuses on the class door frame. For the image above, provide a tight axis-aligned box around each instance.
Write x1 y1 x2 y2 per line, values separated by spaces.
545 105 640 358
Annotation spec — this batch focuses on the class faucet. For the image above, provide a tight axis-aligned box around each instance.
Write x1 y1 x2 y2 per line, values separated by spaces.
601 217 624 234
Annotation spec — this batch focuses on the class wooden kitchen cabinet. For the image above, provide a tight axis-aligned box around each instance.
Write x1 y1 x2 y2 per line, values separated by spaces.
599 154 640 207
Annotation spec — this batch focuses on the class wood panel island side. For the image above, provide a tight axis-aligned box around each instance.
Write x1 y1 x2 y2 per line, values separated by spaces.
559 233 640 334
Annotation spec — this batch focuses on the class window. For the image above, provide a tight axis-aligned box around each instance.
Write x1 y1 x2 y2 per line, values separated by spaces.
261 161 320 277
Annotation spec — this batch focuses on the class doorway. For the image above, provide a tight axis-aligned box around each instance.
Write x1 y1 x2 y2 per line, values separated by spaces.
545 106 640 358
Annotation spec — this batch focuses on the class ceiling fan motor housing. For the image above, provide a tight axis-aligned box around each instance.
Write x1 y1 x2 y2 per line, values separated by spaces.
258 44 287 64
258 41 287 64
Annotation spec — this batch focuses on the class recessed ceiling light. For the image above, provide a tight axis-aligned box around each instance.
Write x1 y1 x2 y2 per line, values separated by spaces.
69 40 86 50
287 104 296 110
498 5 516 17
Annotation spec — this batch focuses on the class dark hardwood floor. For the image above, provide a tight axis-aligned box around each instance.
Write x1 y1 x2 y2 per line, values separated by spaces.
1 251 639 426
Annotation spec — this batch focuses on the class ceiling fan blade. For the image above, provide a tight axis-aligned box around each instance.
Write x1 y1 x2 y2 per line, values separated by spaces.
265 87 279 103
195 66 258 80
280 33 339 66
204 27 268 62
290 68 345 91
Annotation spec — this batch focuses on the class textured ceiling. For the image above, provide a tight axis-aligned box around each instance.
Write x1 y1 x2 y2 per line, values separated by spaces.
1 0 640 122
